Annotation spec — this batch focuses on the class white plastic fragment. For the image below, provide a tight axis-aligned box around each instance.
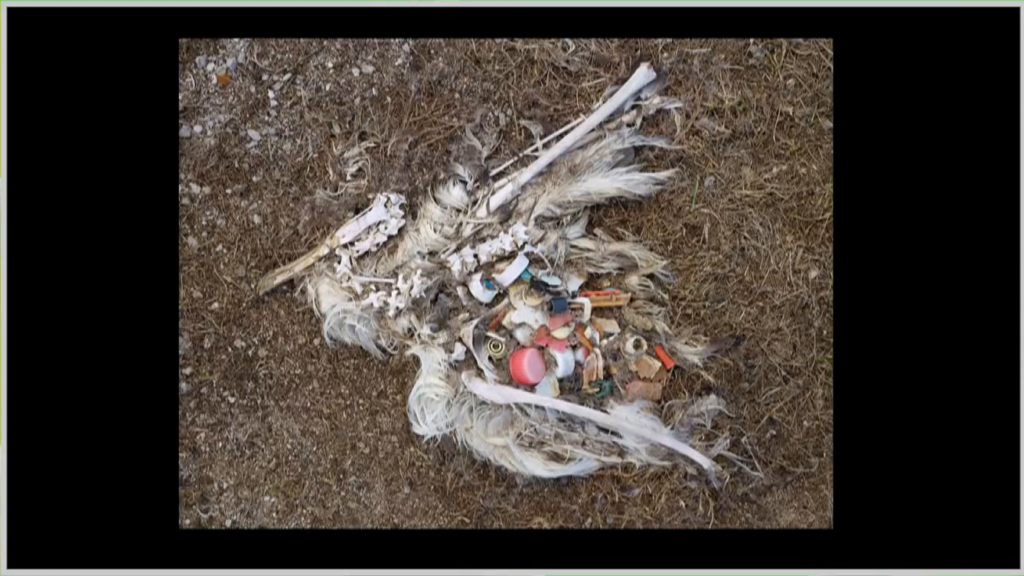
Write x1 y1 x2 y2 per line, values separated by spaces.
494 251 532 287
551 348 575 378
550 325 572 340
510 306 549 330
574 347 589 364
512 325 535 345
450 342 467 363
468 272 498 303
535 373 560 398
569 297 592 322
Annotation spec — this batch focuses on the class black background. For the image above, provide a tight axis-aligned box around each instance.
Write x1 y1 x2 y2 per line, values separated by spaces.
6 5 1020 571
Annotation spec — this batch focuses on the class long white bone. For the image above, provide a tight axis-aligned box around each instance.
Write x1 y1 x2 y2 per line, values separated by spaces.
475 63 659 218
257 195 402 295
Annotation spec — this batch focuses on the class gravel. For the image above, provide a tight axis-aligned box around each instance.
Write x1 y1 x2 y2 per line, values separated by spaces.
179 125 193 139
247 129 262 141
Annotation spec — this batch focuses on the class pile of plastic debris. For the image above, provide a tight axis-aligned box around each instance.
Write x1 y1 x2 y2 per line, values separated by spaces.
258 63 736 482
456 253 675 408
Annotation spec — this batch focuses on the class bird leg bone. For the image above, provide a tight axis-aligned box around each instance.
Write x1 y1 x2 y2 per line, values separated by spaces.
257 194 402 295
475 63 659 218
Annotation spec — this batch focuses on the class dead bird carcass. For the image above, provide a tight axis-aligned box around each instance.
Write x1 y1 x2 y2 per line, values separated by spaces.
258 63 735 482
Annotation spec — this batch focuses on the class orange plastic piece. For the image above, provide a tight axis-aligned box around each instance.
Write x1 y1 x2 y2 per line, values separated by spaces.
574 325 593 351
489 309 508 332
580 289 620 297
654 344 676 370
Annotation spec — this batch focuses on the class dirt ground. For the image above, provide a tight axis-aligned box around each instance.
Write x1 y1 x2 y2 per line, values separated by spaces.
178 38 833 529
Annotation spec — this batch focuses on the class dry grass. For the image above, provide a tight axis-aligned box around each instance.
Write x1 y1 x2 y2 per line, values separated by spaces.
178 38 833 528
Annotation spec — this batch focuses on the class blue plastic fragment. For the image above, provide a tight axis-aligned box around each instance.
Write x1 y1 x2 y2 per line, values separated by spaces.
483 279 496 291
551 297 569 314
520 270 533 281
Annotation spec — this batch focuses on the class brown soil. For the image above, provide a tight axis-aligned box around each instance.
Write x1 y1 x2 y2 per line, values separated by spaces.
178 38 833 528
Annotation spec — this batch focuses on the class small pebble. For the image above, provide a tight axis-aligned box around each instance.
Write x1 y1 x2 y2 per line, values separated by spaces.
226 57 237 72
359 63 375 74
262 74 269 81
351 67 360 77
195 55 207 69
206 62 215 72
402 43 410 53
225 519 233 528
209 302 220 311
247 129 261 141
179 125 192 139
252 214 262 225
192 125 203 134
235 265 246 278
179 382 192 395
182 367 194 376
234 339 246 349
187 236 199 248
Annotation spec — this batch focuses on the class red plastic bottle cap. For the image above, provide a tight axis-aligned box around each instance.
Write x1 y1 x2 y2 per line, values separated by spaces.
509 347 546 386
